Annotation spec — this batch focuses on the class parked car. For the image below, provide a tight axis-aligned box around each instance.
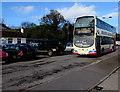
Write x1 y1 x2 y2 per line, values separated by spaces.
3 45 36 60
1 43 15 49
64 42 74 53
116 41 120 46
29 43 39 48
0 49 8 64
16 43 37 54
16 43 31 47
29 39 66 56
0 45 8 64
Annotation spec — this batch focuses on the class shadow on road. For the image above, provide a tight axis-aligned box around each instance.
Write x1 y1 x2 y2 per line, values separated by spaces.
76 50 116 58
2 52 73 65
2 55 48 65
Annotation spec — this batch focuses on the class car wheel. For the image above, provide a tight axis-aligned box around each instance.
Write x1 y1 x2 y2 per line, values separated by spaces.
112 46 116 52
48 50 53 57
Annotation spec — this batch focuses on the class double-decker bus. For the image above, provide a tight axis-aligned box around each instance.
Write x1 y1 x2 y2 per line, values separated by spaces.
73 15 116 55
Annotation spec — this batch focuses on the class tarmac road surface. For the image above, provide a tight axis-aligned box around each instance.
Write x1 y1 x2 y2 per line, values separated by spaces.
2 47 119 91
25 51 119 91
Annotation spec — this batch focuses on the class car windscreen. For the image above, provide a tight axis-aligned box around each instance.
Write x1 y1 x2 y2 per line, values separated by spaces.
4 45 21 50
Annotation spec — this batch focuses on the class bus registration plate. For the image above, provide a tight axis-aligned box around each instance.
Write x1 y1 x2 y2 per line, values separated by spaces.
80 51 85 55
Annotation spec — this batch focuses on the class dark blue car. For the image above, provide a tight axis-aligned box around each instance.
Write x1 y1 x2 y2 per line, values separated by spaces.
3 45 36 60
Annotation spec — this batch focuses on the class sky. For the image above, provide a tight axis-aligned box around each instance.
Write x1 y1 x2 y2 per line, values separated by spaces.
1 2 118 32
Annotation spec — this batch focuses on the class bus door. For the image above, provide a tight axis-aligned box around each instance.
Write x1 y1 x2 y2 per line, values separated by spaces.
96 36 101 54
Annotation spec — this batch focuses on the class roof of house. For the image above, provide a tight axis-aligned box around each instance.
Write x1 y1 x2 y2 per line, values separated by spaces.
2 30 24 37
0 23 24 38
0 23 11 29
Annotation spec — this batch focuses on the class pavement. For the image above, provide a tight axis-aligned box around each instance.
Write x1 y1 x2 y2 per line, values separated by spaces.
91 68 119 91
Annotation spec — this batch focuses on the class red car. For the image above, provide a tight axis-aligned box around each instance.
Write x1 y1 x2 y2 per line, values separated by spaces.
0 49 8 64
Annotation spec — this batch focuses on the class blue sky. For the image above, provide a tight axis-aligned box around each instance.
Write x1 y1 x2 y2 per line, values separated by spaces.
2 2 118 29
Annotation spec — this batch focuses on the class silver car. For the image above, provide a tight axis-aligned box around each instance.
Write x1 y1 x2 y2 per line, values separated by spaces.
64 42 74 53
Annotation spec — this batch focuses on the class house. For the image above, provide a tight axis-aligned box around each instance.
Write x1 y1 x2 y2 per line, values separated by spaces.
0 24 26 44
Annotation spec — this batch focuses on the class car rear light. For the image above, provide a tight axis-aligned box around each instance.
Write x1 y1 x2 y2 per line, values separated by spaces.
18 51 24 55
1 52 8 58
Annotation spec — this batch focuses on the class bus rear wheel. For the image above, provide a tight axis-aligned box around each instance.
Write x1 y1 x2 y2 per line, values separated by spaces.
112 46 116 52
102 48 105 54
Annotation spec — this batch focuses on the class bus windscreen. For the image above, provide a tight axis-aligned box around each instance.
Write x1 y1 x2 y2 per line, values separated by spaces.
75 16 94 28
74 16 95 48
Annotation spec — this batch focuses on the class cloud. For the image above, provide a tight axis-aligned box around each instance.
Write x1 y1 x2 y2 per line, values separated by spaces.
57 3 96 22
32 8 49 20
31 16 42 20
102 12 118 18
11 6 34 14
114 7 118 11
45 8 50 13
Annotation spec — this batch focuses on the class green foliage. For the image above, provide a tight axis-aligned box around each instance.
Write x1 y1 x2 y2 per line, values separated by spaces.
22 10 74 43
24 25 60 39
2 29 19 32
10 29 19 32
61 22 74 42
23 23 74 43
39 10 66 36
40 10 66 25
21 21 37 28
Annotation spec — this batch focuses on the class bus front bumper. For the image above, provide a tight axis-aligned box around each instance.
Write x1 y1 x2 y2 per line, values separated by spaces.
73 50 97 55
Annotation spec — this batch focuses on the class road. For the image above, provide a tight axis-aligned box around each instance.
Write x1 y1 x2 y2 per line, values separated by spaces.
2 47 119 91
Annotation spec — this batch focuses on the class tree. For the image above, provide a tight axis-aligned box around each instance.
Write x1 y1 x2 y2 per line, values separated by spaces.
62 22 74 42
22 10 73 42
39 10 66 34
21 21 37 28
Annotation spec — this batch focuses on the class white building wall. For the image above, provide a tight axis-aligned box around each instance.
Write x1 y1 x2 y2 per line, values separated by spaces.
0 38 8 44
0 37 26 44
21 38 26 43
13 38 17 44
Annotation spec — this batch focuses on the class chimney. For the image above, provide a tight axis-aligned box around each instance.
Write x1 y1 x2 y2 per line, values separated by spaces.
21 27 24 33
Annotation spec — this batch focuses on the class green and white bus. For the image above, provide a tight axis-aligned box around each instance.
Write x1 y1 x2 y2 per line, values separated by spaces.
73 15 116 55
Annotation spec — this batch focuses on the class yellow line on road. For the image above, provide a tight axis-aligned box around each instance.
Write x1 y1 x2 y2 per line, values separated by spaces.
102 54 118 61
84 54 118 68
